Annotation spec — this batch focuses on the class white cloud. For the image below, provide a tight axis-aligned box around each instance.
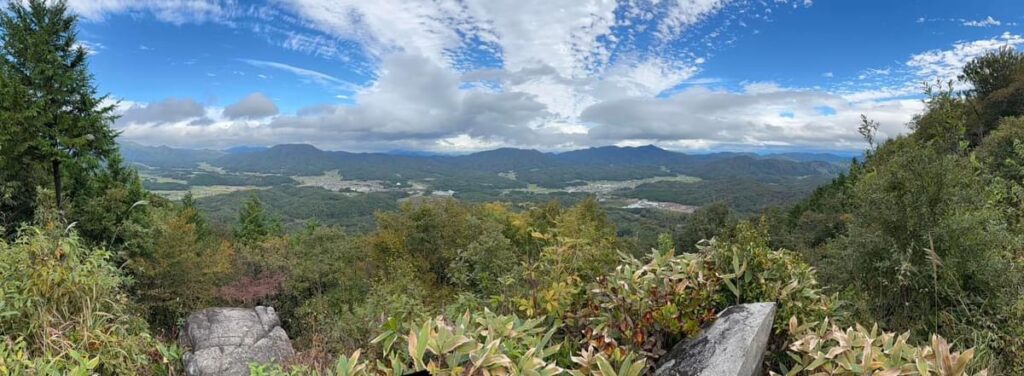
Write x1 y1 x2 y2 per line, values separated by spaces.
116 54 555 150
581 86 921 150
77 0 822 151
656 0 729 42
118 98 207 124
125 30 1024 152
833 33 1024 103
916 16 1017 28
962 16 1001 28
83 0 1002 153
260 0 805 126
907 32 1024 84
462 0 619 76
223 93 279 120
273 0 467 66
67 0 236 24
240 59 357 90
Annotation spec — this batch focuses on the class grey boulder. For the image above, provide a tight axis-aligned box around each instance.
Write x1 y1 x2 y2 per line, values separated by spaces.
655 302 776 376
180 306 295 376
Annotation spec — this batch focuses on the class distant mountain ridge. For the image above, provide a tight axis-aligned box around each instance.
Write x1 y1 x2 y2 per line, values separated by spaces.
119 141 225 168
224 145 270 154
121 142 848 188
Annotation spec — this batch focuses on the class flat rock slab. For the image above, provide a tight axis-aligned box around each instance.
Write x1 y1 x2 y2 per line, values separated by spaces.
180 306 295 376
655 302 776 376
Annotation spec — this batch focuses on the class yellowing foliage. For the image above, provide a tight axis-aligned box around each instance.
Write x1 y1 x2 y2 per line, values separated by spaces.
780 318 986 376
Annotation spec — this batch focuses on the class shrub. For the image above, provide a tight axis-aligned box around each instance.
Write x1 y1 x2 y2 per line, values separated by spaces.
824 135 1021 372
0 226 160 374
251 310 646 376
779 317 986 376
700 221 834 364
129 205 233 332
574 239 720 360
976 117 1024 183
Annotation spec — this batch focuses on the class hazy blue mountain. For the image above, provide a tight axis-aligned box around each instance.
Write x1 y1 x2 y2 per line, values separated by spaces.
556 145 689 166
123 142 850 188
383 149 446 157
683 156 839 181
223 145 270 154
119 141 225 168
214 144 342 174
449 148 558 172
757 152 857 165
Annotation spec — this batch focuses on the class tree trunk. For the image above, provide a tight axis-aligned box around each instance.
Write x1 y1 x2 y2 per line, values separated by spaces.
52 159 62 211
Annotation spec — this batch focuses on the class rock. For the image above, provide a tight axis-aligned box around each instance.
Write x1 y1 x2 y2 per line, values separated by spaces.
180 306 295 376
655 302 776 376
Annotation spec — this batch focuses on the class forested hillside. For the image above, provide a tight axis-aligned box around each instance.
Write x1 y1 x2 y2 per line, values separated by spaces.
1 1 1022 375
190 143 843 187
125 141 848 235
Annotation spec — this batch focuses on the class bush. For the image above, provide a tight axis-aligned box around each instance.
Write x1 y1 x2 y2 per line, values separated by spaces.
780 317 986 376
251 310 647 376
574 238 720 360
129 205 233 332
822 135 1021 372
976 117 1024 183
0 226 162 374
700 221 834 365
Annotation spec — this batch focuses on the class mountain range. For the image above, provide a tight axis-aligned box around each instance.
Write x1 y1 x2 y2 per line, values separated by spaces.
121 142 852 188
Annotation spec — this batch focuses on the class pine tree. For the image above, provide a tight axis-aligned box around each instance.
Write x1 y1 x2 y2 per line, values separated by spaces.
0 0 118 216
235 194 279 244
71 151 150 254
181 191 207 233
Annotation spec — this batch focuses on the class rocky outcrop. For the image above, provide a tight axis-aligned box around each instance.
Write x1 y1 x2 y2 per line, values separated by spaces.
180 306 295 376
655 302 776 376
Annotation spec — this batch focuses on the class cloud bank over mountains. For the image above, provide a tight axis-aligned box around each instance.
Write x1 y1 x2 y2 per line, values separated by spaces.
70 1 1024 152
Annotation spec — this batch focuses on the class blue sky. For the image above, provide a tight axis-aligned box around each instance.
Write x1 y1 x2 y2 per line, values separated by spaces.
67 0 1024 152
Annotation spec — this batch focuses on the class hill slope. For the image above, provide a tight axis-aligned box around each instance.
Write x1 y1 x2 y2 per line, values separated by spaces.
125 143 849 188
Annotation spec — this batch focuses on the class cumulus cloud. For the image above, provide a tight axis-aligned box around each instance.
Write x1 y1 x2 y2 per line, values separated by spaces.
223 93 279 120
118 32 1020 152
577 33 1024 151
75 0 826 151
263 0 805 120
265 54 550 143
117 98 206 125
78 1 1017 153
115 54 554 150
581 86 921 150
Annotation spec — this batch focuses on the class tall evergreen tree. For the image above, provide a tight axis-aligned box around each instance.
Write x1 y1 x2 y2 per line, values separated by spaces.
235 194 278 244
181 191 207 232
0 0 117 219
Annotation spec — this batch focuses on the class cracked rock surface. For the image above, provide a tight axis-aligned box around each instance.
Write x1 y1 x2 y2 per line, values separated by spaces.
180 306 295 376
655 302 776 376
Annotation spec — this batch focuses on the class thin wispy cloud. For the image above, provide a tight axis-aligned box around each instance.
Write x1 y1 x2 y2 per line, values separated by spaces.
962 16 1002 28
239 59 360 91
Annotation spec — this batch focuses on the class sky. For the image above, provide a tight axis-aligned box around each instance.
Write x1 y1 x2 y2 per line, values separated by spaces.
67 0 1024 153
